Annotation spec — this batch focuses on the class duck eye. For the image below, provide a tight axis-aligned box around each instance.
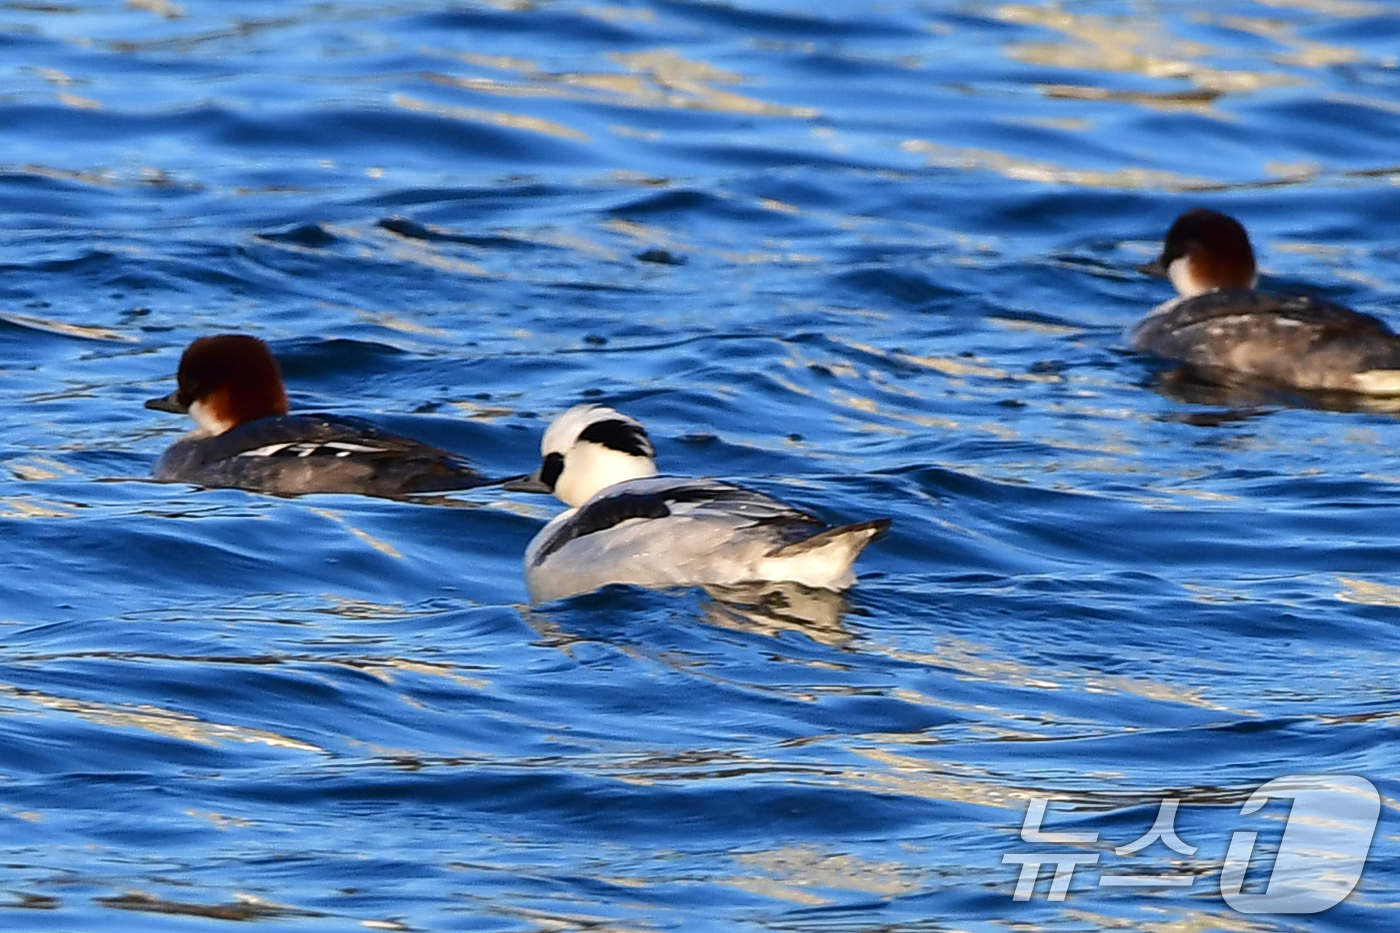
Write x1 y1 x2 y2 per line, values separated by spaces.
540 452 564 490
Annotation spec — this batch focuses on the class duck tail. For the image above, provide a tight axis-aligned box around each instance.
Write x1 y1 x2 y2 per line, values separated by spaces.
764 518 891 590
1352 369 1400 396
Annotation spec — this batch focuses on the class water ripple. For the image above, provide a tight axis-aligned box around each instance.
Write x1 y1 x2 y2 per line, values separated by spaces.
1 0 1398 931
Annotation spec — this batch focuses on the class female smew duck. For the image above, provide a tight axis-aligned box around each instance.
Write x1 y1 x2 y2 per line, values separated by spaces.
1131 208 1400 394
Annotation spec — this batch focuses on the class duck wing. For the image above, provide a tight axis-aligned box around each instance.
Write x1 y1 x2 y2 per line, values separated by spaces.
1141 289 1394 338
533 476 823 564
179 414 485 494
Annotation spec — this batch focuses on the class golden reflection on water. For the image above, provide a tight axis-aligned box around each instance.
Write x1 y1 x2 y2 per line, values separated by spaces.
613 49 818 118
996 2 1311 97
901 138 1214 191
27 65 102 109
726 846 925 904
0 496 80 519
601 217 691 256
890 641 1236 713
1273 239 1396 291
57 92 100 110
1196 10 1364 68
425 43 818 122
0 310 135 342
842 745 1057 810
1258 0 1382 12
351 307 454 339
26 66 81 86
0 682 322 751
127 0 183 18
392 92 590 143
987 316 1084 337
580 4 656 26
1063 905 1275 933
356 656 489 691
1335 576 1400 607
305 507 404 559
186 808 254 830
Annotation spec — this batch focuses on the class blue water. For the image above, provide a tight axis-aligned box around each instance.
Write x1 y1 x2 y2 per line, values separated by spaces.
2 1 1399 929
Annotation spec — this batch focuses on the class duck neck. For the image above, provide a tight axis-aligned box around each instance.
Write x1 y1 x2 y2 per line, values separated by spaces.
555 444 658 507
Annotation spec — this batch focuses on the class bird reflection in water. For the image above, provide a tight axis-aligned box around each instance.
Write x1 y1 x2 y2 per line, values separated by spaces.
520 581 859 650
1148 366 1400 425
701 580 855 647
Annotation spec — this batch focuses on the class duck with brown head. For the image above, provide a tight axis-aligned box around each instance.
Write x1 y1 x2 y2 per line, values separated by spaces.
1131 208 1400 394
146 334 491 497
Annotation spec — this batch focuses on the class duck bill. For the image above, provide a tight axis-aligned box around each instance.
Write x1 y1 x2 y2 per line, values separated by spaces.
144 390 188 414
501 471 553 494
1137 257 1169 279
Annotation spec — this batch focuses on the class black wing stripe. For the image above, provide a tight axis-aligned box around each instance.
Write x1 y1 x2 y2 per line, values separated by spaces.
530 482 824 566
534 491 672 564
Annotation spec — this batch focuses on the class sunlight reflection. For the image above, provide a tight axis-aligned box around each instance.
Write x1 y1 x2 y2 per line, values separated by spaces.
722 845 924 904
0 496 79 519
0 683 322 751
392 93 590 142
8 457 80 482
305 507 404 559
1335 577 1400 607
351 308 453 339
356 657 490 691
0 310 135 342
579 4 657 26
425 44 818 118
127 0 184 19
1061 905 1276 933
996 3 1309 99
1194 10 1364 68
871 632 1244 714
900 139 1215 190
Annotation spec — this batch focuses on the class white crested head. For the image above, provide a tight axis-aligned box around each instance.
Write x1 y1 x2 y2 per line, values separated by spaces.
1153 208 1259 298
534 405 659 507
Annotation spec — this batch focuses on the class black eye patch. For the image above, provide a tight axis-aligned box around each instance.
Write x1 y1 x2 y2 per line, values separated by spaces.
539 452 564 490
578 418 653 458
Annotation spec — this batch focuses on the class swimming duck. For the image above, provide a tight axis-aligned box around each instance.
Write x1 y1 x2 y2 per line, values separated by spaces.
505 405 890 604
146 334 490 496
1131 208 1400 394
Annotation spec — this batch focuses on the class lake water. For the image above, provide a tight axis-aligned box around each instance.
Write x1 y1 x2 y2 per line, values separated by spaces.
2 1 1398 930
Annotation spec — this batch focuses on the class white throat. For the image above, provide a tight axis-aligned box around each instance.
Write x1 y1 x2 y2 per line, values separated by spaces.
554 441 658 507
188 398 237 436
1169 254 1257 298
1168 255 1208 298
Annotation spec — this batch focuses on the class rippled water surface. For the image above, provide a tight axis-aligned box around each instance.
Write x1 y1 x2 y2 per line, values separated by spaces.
3 1 1400 929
